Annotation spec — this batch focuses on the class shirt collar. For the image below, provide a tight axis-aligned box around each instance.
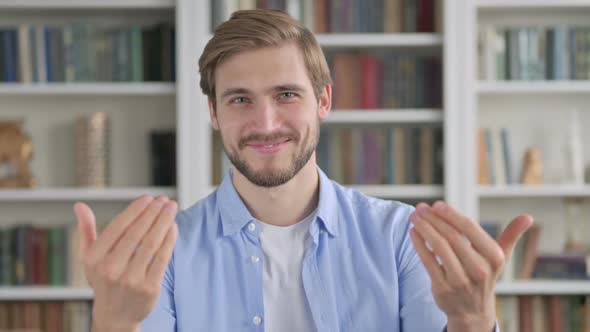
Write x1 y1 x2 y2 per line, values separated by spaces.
216 166 340 237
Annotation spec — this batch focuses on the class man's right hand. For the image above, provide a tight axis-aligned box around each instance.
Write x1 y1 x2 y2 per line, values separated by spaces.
73 195 179 332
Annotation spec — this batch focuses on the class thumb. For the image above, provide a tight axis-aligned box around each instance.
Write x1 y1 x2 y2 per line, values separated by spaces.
497 214 535 260
73 202 98 255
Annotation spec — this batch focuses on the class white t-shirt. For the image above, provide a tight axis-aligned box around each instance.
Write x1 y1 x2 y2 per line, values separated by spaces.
258 210 317 332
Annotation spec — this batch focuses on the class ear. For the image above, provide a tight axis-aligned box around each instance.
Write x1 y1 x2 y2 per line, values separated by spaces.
318 84 332 121
208 98 220 130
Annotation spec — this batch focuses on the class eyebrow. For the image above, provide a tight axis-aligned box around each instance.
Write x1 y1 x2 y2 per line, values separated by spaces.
272 84 306 93
220 88 251 100
219 84 306 100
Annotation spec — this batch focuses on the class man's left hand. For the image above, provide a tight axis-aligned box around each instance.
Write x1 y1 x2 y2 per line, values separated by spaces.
409 201 534 332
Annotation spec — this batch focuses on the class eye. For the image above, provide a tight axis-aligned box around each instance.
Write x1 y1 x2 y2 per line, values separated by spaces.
230 97 249 104
278 92 297 99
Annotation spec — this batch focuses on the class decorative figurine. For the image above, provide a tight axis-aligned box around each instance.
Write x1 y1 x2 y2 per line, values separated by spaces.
0 121 35 187
521 147 543 185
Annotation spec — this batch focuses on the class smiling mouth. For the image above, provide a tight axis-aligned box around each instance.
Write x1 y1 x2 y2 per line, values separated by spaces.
263 140 288 147
245 138 291 154
248 139 291 147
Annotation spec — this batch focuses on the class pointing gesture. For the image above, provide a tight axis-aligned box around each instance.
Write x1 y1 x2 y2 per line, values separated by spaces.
73 195 178 332
409 201 534 332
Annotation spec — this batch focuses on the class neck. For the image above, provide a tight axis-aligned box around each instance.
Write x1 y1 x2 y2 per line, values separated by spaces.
232 158 320 227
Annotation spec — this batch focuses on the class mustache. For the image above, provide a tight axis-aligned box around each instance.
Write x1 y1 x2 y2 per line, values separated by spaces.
239 131 299 148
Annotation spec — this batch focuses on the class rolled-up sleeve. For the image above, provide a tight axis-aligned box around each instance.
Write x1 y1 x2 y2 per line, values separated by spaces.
140 250 176 332
397 214 448 331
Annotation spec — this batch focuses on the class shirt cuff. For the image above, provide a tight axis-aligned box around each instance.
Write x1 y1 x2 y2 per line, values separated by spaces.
443 321 499 332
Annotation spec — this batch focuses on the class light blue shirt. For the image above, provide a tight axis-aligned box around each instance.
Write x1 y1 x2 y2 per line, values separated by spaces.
141 168 492 331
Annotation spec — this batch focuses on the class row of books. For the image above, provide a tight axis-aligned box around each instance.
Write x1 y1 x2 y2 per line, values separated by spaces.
211 0 440 33
316 126 443 185
478 127 515 186
497 295 590 332
0 224 90 287
0 23 175 83
328 53 442 109
0 301 91 332
479 26 590 81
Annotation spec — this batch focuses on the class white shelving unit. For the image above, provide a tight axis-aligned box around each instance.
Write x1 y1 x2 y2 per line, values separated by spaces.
0 0 475 321
0 0 204 309
465 0 590 304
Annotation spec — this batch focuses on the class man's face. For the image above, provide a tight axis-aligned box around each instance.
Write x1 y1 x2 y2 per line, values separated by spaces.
210 42 331 187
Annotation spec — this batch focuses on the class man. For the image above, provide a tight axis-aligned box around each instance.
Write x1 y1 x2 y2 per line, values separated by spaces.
74 9 533 332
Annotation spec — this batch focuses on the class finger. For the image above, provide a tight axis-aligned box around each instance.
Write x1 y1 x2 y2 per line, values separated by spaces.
102 196 170 278
409 227 445 283
497 215 534 260
73 202 98 256
89 195 155 262
145 222 178 287
416 204 492 282
410 211 469 287
127 200 178 277
431 201 504 267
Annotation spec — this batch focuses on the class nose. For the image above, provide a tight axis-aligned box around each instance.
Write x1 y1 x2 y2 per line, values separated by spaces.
253 99 281 133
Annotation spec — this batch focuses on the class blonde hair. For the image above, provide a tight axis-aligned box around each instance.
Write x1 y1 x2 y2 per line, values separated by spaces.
198 9 332 103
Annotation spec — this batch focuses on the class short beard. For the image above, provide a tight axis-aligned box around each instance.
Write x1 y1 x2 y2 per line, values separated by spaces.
223 123 319 188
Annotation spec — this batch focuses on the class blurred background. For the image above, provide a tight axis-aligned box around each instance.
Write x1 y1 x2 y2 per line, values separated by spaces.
0 0 589 331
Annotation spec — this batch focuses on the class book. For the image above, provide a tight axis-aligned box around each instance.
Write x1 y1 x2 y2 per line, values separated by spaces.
518 224 542 279
150 130 177 186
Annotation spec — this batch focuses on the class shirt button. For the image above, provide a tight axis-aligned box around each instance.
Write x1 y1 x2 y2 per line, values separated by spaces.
250 255 260 264
252 315 262 325
248 223 256 232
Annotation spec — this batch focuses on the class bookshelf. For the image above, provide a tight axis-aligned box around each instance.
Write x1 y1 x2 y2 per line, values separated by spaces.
0 0 476 327
0 0 207 322
467 2 590 329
